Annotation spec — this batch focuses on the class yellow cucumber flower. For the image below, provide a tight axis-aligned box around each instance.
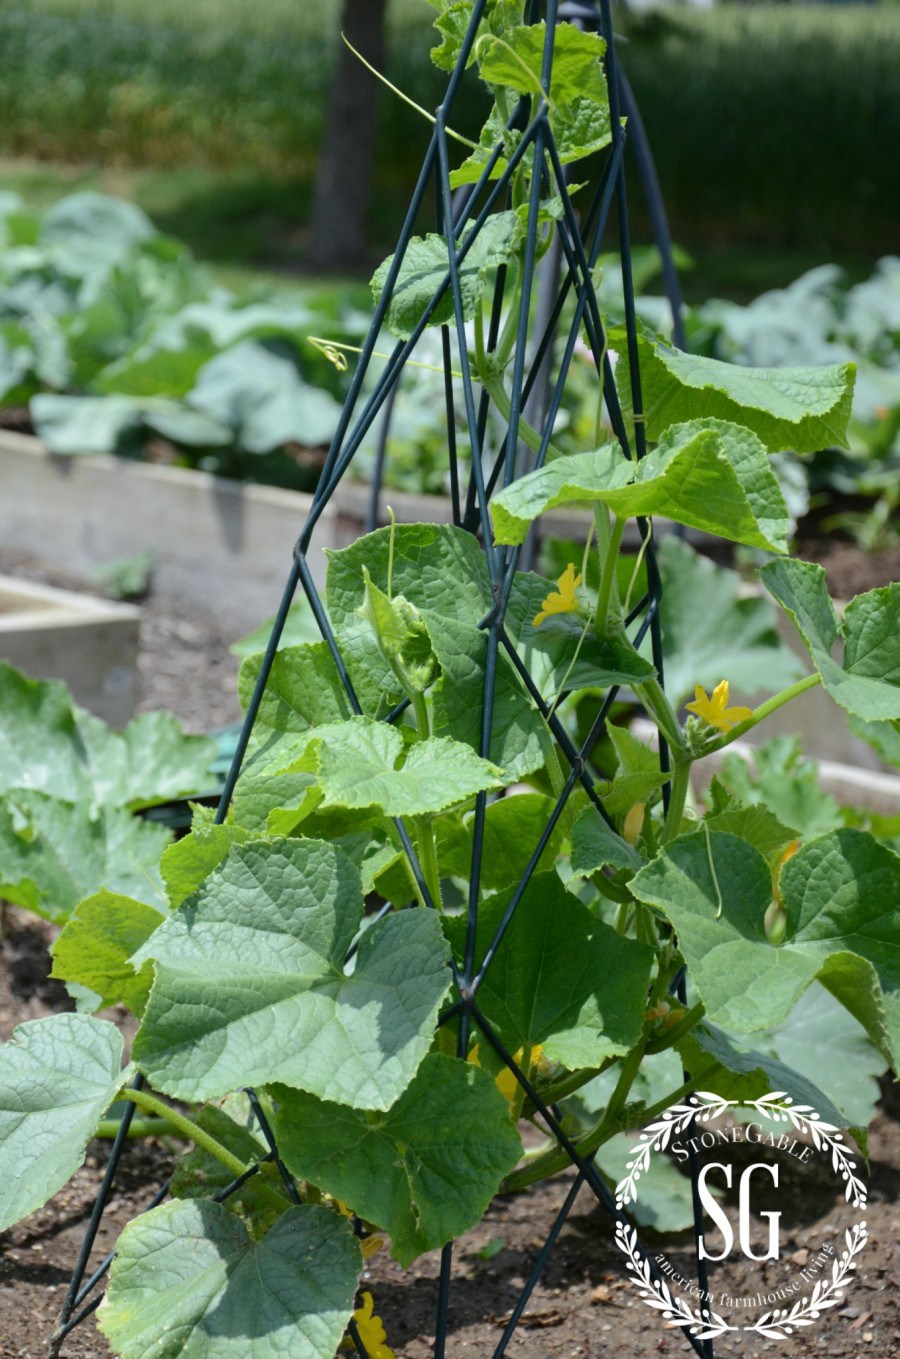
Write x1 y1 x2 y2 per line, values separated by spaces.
685 679 753 733
468 1043 545 1108
494 1046 545 1105
351 1292 395 1359
622 801 646 845
533 562 582 626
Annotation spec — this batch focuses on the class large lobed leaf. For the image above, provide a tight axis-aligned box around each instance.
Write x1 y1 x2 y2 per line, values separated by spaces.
132 838 451 1108
51 890 165 1015
0 663 216 810
491 419 790 552
614 330 855 454
0 790 169 923
631 827 900 1072
272 1054 523 1267
326 523 550 779
444 872 654 1069
0 1014 123 1230
99 1200 361 1359
371 210 521 342
451 20 611 185
763 558 900 723
265 716 506 818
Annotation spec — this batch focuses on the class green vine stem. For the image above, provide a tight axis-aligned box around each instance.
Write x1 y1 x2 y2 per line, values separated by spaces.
645 1001 706 1055
695 671 822 758
595 511 625 636
477 366 566 464
95 1116 179 1140
528 1056 618 1110
502 1058 719 1193
119 1088 247 1176
415 815 444 911
116 1087 288 1210
661 755 692 843
632 672 687 756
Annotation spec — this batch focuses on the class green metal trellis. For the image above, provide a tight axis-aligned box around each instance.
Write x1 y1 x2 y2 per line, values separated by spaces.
54 3 720 1356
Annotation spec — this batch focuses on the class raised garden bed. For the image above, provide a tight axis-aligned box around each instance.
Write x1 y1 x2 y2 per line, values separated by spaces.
0 574 139 726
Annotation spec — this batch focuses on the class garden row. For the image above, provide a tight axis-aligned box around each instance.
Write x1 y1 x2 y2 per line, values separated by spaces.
0 190 895 551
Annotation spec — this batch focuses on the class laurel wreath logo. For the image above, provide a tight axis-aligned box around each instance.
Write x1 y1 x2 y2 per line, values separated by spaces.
613 1090 868 1341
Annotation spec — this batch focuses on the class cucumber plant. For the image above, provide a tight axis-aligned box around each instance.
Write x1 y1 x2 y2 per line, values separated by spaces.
1 4 898 1357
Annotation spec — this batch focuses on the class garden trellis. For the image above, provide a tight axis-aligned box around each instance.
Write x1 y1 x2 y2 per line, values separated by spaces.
22 1 894 1358
53 3 713 1354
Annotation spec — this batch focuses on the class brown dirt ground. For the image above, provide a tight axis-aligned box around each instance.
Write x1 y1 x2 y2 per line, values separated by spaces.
0 909 897 1359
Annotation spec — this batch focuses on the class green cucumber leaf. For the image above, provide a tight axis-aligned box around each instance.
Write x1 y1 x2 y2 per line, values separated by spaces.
704 805 799 862
0 1014 123 1231
160 813 255 909
656 538 804 708
678 1020 857 1134
687 986 886 1132
372 210 521 342
132 838 450 1107
478 21 605 106
491 444 629 545
0 791 169 922
600 724 669 817
449 104 521 189
491 419 790 552
631 827 900 1070
476 22 611 165
714 736 844 841
436 792 575 893
273 1054 522 1267
570 807 644 877
445 873 653 1068
429 0 522 72
763 559 900 723
238 642 354 733
51 890 165 1015
735 984 887 1130
848 715 900 769
327 524 548 778
268 716 504 817
614 330 855 453
594 1134 701 1233
98 1200 361 1359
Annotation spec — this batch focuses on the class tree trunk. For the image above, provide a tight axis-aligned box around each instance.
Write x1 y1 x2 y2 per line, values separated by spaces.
307 0 388 270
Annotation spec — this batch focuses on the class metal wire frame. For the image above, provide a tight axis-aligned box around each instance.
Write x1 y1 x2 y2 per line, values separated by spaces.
56 2 719 1355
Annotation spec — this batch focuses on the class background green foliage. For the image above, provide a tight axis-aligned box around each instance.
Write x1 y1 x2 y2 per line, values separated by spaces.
0 2 894 268
619 4 900 260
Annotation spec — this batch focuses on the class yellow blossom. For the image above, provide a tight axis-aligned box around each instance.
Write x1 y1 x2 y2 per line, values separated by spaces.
351 1292 395 1359
772 838 801 908
622 802 645 845
533 563 582 626
468 1043 545 1108
685 680 753 733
